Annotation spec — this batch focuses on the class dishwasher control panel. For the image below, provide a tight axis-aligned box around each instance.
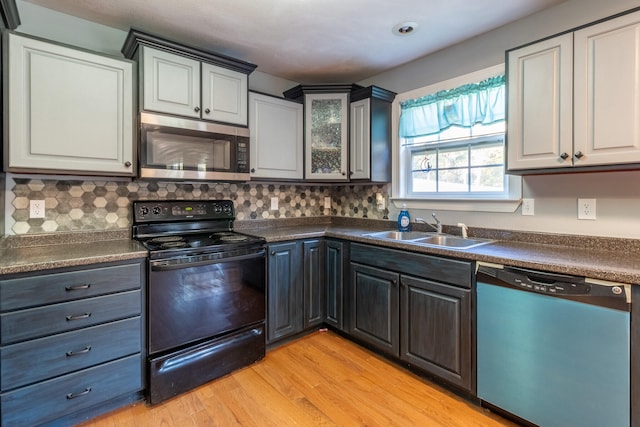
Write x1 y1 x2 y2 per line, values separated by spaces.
477 265 629 309
506 272 590 295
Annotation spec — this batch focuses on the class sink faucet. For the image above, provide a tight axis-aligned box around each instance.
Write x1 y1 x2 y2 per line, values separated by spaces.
415 213 442 234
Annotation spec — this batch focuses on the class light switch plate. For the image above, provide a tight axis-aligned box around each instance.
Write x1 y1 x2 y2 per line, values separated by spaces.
522 198 534 216
324 196 332 209
270 197 279 211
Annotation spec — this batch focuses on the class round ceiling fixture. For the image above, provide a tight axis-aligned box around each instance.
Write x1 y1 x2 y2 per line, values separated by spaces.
393 21 419 36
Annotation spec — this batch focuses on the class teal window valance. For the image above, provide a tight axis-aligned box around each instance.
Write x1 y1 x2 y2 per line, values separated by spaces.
399 75 505 138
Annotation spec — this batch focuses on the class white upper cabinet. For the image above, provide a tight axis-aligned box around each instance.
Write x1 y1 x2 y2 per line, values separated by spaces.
142 46 200 118
202 64 248 126
508 10 640 172
349 86 395 182
507 34 573 171
6 32 135 176
282 84 395 182
349 98 371 180
249 92 303 180
124 30 256 127
573 11 640 166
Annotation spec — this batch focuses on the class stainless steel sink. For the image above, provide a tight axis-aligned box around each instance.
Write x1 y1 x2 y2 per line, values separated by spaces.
364 230 493 249
414 235 492 249
363 230 435 241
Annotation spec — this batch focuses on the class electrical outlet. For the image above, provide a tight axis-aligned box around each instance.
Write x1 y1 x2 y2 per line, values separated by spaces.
578 198 596 220
324 196 332 209
30 200 46 219
270 197 279 211
522 198 535 216
376 193 386 210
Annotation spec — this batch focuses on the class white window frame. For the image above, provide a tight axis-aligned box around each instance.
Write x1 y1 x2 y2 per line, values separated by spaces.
391 64 521 213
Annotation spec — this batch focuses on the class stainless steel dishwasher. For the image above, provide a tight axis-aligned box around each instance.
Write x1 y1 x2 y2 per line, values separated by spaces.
476 262 631 427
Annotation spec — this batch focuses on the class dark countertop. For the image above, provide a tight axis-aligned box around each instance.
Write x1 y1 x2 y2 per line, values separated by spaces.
243 222 640 285
1 219 639 284
0 230 147 275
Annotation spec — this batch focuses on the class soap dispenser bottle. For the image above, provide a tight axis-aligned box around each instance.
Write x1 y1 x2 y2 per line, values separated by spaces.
397 204 411 232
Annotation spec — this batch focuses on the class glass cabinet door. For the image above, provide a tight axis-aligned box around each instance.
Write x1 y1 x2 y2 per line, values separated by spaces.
304 93 348 180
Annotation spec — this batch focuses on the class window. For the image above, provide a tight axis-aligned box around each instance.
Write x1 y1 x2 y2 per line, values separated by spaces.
393 65 521 212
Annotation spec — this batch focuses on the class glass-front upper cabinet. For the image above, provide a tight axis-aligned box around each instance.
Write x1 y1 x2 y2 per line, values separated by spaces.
306 93 348 180
284 84 355 181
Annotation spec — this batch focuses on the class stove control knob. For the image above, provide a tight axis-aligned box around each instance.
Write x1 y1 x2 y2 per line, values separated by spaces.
214 205 222 213
152 206 162 215
223 205 232 214
139 206 149 216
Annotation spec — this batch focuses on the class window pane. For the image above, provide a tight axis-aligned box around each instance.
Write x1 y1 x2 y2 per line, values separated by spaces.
409 133 439 145
439 125 470 140
470 142 504 166
411 151 435 172
412 170 437 192
438 169 468 192
439 147 468 169
471 166 504 192
471 121 505 136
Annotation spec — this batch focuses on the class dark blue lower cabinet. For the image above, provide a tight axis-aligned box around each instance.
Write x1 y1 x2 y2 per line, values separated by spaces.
1 355 142 427
267 239 327 344
347 243 473 392
0 260 145 427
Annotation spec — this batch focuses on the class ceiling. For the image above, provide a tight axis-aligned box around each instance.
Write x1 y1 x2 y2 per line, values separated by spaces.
24 0 566 83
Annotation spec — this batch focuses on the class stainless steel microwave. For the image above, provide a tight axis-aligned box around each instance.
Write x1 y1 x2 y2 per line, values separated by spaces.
139 112 250 181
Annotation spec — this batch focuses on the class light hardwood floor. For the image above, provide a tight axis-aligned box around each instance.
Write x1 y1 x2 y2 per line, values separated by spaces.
79 331 517 426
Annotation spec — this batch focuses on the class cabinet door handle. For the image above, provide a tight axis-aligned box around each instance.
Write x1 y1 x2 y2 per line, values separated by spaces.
66 345 92 357
251 168 256 173
65 283 91 291
124 161 132 168
559 152 569 160
66 387 92 400
194 106 201 113
66 312 91 321
574 151 584 159
205 108 211 114
270 251 275 256
341 171 346 176
392 279 397 286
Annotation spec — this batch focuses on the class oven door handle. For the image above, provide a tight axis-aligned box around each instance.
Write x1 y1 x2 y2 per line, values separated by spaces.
150 250 265 272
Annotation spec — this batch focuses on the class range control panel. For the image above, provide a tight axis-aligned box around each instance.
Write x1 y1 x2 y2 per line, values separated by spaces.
133 200 234 223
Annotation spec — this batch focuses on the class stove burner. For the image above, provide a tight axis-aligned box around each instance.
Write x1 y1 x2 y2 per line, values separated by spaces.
160 241 189 249
219 235 248 242
150 236 185 243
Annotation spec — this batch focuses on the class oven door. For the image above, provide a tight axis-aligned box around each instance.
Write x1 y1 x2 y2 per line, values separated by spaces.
148 250 265 355
139 112 250 181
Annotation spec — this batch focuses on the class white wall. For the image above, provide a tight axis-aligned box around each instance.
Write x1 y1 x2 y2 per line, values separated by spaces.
358 0 640 93
359 0 640 239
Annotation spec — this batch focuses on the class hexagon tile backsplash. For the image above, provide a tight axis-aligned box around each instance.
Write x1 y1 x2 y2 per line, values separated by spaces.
7 177 390 234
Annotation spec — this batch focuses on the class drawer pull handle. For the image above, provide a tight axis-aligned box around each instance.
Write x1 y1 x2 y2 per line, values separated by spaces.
66 312 91 321
66 387 92 400
65 283 91 291
66 346 92 357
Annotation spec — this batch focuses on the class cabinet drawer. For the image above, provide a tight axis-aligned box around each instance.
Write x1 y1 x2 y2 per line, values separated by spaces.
1 317 141 391
1 354 142 427
0 263 142 311
1 290 141 345
350 243 473 288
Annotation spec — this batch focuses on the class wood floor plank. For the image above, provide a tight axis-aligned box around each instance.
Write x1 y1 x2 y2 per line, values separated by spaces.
77 331 516 427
